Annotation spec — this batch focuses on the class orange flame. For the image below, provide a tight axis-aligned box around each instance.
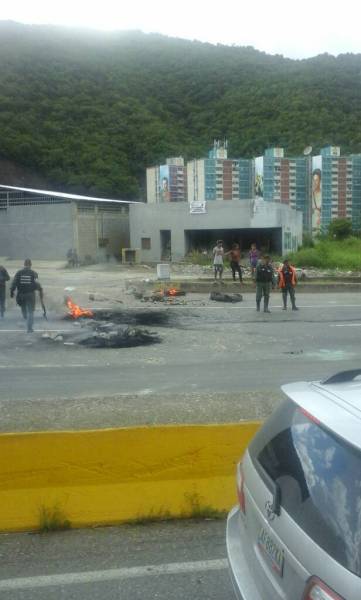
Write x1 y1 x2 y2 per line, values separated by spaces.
167 288 180 296
65 296 94 319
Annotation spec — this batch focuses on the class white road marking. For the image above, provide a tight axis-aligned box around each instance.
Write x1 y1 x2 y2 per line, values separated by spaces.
0 558 228 591
0 329 71 333
196 304 361 309
0 364 89 369
125 304 361 308
330 323 361 327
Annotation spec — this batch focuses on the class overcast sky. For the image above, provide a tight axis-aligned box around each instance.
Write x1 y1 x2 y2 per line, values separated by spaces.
1 0 361 59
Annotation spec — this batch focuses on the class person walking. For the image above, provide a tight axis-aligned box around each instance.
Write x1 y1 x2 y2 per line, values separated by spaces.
0 265 10 318
249 243 260 278
212 240 224 282
10 259 42 333
278 259 299 311
226 243 243 283
255 255 275 313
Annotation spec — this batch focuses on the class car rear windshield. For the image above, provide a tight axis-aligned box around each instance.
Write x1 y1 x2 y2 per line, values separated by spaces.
249 399 361 578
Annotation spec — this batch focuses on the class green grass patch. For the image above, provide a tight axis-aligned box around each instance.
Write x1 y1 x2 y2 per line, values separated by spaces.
38 505 71 532
185 250 212 266
288 237 361 270
182 492 227 520
124 493 227 526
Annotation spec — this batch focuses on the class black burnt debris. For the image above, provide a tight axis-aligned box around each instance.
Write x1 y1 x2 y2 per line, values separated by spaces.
43 320 161 348
209 292 243 303
76 321 160 348
45 306 167 348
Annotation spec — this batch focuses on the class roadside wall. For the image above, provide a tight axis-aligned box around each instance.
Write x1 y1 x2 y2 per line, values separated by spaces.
0 204 130 262
0 204 74 260
76 206 130 262
0 423 260 532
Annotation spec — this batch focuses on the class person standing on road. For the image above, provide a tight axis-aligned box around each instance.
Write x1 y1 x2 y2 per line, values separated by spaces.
10 259 42 333
255 255 275 313
249 243 260 278
0 265 10 318
226 243 243 283
278 259 299 311
212 240 224 282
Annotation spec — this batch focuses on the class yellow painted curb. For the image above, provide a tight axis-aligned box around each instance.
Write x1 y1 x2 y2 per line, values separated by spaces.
0 422 261 532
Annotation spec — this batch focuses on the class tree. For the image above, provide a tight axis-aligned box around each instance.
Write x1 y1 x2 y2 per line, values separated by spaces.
2 23 361 198
328 218 353 240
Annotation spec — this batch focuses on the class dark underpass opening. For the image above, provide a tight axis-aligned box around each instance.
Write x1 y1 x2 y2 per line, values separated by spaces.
185 228 282 256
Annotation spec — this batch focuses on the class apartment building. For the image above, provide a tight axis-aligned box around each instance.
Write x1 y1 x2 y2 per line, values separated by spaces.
258 147 312 231
146 157 187 203
187 142 254 203
312 146 361 233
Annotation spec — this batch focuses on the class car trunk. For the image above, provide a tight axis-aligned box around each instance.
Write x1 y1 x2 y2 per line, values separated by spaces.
240 450 308 599
236 398 361 600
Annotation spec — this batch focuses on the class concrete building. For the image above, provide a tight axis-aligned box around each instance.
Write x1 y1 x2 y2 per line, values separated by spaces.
0 185 130 261
187 141 254 203
257 148 312 232
311 146 361 234
129 198 302 263
146 157 187 203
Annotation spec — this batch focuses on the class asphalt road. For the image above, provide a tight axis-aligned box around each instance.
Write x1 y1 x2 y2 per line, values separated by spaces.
0 293 360 404
0 520 233 600
1 286 360 599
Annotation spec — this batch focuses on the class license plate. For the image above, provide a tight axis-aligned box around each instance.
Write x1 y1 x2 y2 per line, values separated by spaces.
258 527 284 576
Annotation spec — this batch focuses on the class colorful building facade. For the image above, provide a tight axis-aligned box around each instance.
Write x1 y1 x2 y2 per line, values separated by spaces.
187 142 254 203
146 157 187 203
256 148 312 232
146 144 361 236
311 146 361 234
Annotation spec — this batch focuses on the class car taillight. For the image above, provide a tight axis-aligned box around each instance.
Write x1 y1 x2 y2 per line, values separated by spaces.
236 462 246 513
303 576 345 600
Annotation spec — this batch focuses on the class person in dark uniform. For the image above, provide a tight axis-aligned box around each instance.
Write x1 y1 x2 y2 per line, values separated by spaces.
0 265 10 318
10 259 42 333
255 255 276 313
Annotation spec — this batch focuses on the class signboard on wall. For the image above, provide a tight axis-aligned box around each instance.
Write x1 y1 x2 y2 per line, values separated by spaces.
190 200 206 214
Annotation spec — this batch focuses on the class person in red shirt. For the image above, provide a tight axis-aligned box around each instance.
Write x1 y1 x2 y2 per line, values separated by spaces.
277 259 299 311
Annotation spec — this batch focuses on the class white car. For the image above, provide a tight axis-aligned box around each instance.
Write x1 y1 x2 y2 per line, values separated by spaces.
227 369 361 599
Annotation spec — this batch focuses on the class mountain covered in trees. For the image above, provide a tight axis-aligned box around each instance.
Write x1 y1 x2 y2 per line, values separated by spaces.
1 20 361 199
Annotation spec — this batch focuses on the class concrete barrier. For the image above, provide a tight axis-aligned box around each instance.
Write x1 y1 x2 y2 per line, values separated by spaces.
0 423 261 532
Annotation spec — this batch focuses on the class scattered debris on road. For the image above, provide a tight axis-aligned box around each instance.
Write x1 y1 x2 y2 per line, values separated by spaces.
43 320 161 348
209 292 243 303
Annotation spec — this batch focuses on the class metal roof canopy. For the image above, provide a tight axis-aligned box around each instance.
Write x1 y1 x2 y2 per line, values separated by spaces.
0 184 142 205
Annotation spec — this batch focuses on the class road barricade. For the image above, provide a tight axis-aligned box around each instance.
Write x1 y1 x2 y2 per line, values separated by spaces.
0 422 260 532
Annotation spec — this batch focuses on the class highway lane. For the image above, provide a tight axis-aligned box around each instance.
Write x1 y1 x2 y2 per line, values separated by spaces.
0 294 360 402
0 520 234 600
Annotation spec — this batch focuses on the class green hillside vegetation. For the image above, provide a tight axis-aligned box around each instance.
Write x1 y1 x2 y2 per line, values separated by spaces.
1 21 361 198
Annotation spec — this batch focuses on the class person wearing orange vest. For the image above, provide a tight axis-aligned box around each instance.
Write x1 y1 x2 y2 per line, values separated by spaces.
278 259 299 311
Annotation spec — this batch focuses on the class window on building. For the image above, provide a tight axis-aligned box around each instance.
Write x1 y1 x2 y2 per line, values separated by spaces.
141 238 151 250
